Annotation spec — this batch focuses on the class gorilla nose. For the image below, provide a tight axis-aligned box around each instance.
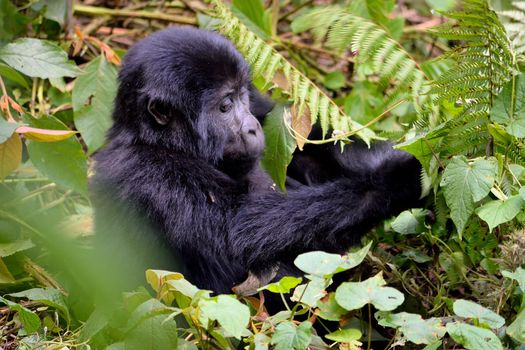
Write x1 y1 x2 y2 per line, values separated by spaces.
241 117 260 136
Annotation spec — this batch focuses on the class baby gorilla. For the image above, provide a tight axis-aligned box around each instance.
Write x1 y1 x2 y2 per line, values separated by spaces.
91 27 422 294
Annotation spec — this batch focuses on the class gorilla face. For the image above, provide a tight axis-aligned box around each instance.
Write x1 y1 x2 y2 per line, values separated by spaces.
207 85 265 160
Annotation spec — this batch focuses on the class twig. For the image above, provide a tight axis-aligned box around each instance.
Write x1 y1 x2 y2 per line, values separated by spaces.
73 4 197 25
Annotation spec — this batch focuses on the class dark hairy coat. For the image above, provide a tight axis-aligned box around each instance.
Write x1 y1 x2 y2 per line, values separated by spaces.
91 27 422 294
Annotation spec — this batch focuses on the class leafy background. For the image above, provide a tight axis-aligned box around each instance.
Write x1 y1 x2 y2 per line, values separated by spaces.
2 0 525 349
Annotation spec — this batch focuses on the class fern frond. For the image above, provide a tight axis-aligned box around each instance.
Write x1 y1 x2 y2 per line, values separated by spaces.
432 0 517 117
210 0 369 139
294 6 430 115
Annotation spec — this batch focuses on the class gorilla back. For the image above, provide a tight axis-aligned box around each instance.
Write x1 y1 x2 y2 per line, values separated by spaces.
92 27 422 294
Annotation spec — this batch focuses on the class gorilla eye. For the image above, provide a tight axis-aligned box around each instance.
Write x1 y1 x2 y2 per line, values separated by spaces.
220 97 233 113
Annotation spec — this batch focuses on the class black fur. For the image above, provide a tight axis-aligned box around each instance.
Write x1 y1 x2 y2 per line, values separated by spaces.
92 27 422 294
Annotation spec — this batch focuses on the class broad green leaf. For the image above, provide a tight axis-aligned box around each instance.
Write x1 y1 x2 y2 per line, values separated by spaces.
325 328 362 343
9 287 69 322
391 209 428 235
16 126 77 142
396 129 442 171
254 333 271 350
324 71 346 90
232 0 272 37
261 276 302 294
446 322 502 350
0 38 80 78
26 116 87 196
124 313 178 350
0 296 40 334
166 279 201 298
0 63 30 89
0 117 19 144
32 0 67 25
452 299 504 328
291 276 329 307
335 273 404 311
200 295 250 339
0 133 21 179
126 299 174 331
425 0 457 11
271 321 312 350
79 309 108 342
440 156 497 235
502 267 525 291
294 241 371 277
376 311 445 344
507 308 525 343
73 56 118 154
491 73 525 138
261 105 296 190
476 196 524 232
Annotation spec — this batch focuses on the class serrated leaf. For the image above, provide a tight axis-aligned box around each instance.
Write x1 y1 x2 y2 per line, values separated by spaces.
0 38 80 78
9 288 69 322
335 273 404 311
199 295 250 339
376 311 445 344
452 299 504 328
73 56 117 154
491 73 525 137
271 321 312 350
440 156 497 234
0 133 21 179
0 296 40 334
476 196 524 232
261 105 296 190
446 322 502 350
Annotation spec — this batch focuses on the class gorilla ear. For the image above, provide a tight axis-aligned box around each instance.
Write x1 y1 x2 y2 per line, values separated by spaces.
147 100 181 126
249 84 274 123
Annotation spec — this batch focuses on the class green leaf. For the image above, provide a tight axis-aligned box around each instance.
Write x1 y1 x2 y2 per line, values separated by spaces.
261 105 296 191
0 296 40 334
232 0 272 37
502 267 525 292
0 133 22 180
0 38 80 79
491 73 525 138
261 276 302 294
294 241 371 277
440 156 497 235
335 273 404 311
271 321 312 350
376 311 445 344
438 252 466 284
0 0 29 42
73 56 118 153
291 276 329 307
0 117 19 144
507 307 525 343
199 295 250 339
325 328 362 343
32 0 67 25
26 116 87 196
476 196 524 232
391 209 428 235
324 71 346 90
446 322 502 350
396 129 442 172
452 299 504 328
9 288 69 322
425 0 457 11
0 63 30 89
315 293 347 321
124 313 178 350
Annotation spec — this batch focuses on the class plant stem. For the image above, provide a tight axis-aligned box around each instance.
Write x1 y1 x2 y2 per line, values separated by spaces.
73 4 197 25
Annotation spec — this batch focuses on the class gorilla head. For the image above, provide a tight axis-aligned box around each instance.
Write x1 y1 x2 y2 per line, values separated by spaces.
110 27 265 164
